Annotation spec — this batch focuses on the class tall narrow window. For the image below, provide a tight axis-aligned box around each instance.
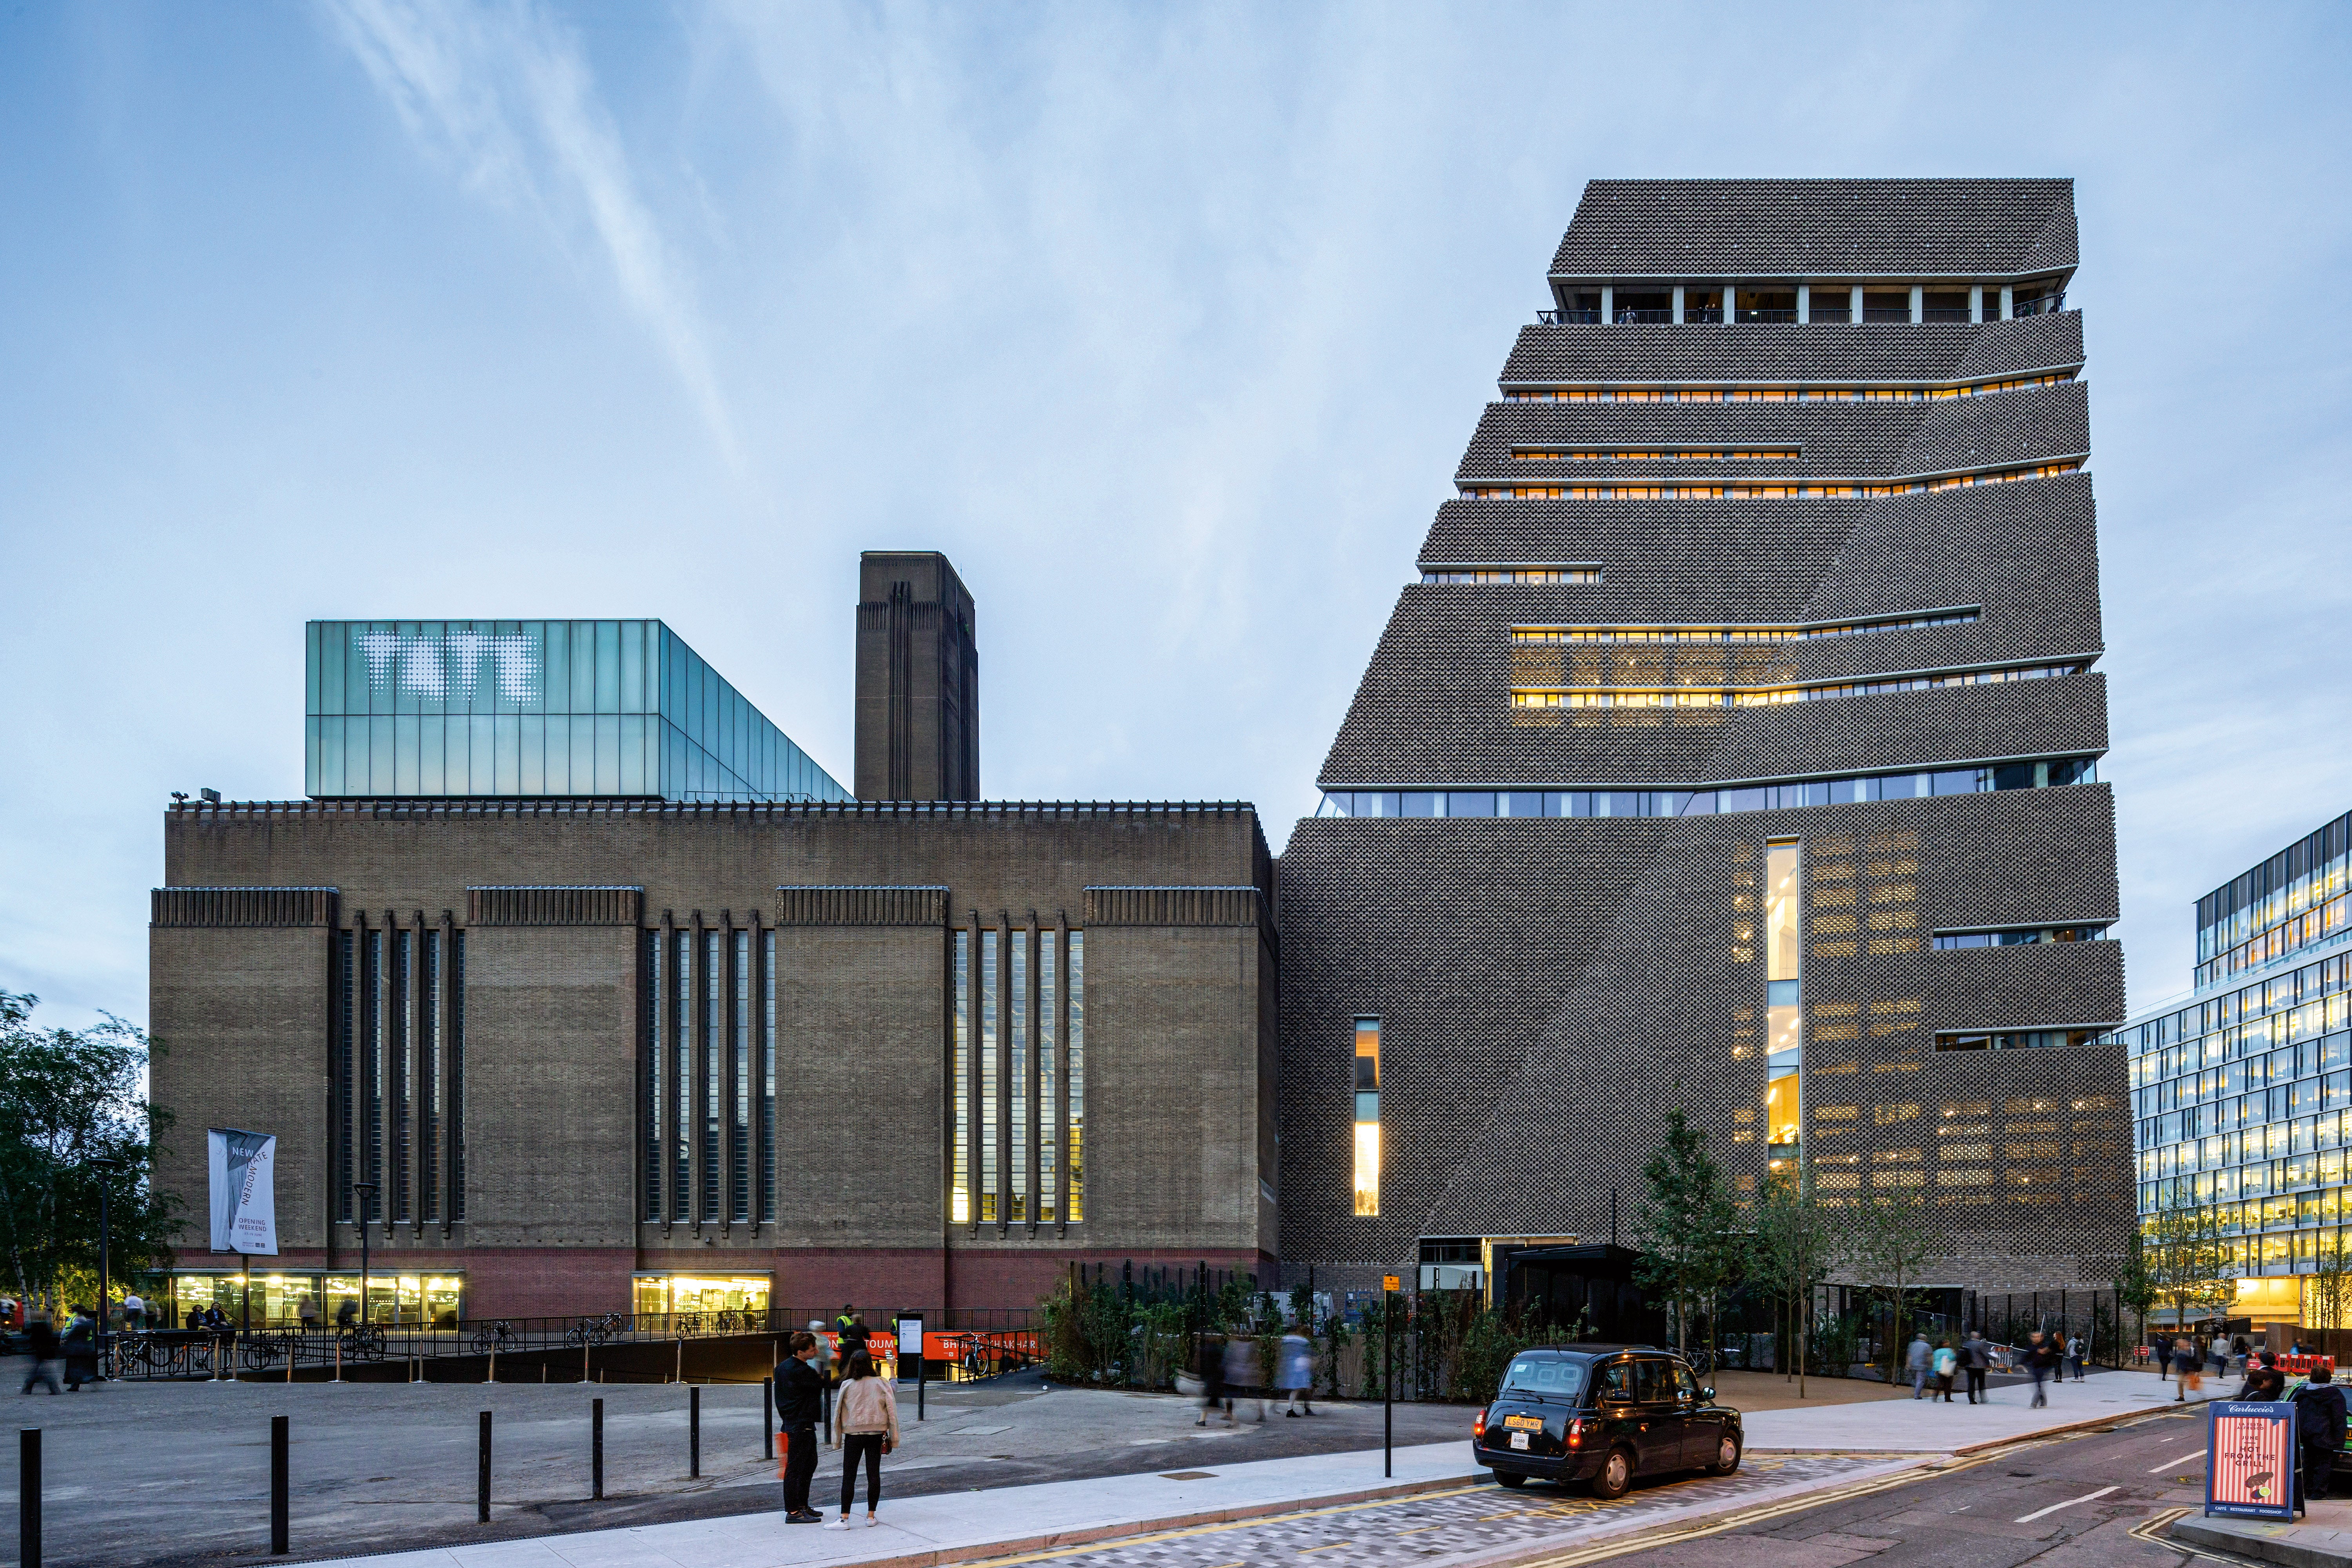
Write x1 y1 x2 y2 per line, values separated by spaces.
761 929 776 1223
672 931 690 1222
448 931 465 1221
1766 840 1803 1151
733 929 751 1223
1067 931 1084 1222
336 929 355 1222
702 931 721 1224
642 931 663 1222
1011 930 1029 1222
1353 1018 1381 1216
421 930 440 1222
362 929 383 1223
952 929 971 1223
391 929 412 1223
980 929 999 1222
1039 930 1057 1224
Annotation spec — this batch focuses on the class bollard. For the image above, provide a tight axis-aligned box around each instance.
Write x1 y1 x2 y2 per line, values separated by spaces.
333 1340 341 1383
592 1397 604 1500
21 1427 41 1568
270 1414 289 1555
690 1384 701 1478
477 1410 492 1523
488 1345 496 1385
762 1377 773 1459
918 1353 925 1421
583 1343 591 1385
822 1381 832 1445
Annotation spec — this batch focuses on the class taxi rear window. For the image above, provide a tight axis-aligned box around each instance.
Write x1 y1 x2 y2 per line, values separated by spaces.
1498 1357 1586 1399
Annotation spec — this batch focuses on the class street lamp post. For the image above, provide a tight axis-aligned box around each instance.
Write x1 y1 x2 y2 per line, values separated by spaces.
90 1156 128 1357
352 1183 380 1329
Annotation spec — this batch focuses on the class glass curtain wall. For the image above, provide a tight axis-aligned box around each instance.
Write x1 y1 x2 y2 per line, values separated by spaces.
954 921 1085 1227
306 619 849 802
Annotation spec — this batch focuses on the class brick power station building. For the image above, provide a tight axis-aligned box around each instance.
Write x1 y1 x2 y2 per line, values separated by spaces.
151 181 2131 1327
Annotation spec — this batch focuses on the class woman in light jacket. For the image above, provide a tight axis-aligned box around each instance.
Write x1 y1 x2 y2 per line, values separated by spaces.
827 1350 900 1529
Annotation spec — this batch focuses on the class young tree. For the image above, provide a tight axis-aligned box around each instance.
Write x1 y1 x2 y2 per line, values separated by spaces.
1754 1152 1840 1398
1846 1185 1937 1382
2144 1201 2235 1348
1630 1109 1740 1357
2113 1226 2157 1358
0 992 182 1314
2311 1228 2352 1335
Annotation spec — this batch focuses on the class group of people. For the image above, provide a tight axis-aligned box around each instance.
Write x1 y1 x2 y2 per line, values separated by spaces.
774 1305 900 1531
1193 1329 1318 1424
1903 1329 2087 1408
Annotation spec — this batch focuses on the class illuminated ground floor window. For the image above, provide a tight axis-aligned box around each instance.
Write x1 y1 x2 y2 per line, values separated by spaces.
631 1272 772 1318
159 1270 465 1328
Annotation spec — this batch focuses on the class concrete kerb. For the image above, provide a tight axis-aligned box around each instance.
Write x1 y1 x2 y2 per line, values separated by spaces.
2171 1515 2352 1568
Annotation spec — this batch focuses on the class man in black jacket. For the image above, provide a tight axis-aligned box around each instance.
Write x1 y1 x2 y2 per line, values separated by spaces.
2294 1363 2348 1509
2238 1350 2288 1403
18 1316 60 1396
776 1332 826 1523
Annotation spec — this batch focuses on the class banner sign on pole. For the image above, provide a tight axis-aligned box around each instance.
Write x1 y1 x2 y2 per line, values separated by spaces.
207 1128 278 1256
2207 1400 2296 1519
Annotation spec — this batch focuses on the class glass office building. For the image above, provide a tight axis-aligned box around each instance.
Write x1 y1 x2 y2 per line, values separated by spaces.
305 620 849 803
2123 810 2352 1322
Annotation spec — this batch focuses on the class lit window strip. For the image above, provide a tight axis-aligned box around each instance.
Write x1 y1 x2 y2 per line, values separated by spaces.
1500 371 2076 404
1462 461 2081 501
1508 661 2092 708
1510 446 1802 462
1314 757 2099 820
1510 610 1979 645
1420 567 1601 584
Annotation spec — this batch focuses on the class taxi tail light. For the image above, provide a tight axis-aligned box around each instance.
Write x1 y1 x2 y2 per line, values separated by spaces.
1566 1416 1592 1446
1473 1409 1487 1439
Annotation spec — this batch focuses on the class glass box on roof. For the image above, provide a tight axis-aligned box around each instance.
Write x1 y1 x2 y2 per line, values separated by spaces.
305 619 848 803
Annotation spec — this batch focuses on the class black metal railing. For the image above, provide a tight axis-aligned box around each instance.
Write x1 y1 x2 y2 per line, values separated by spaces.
2013 292 2067 317
1922 307 1972 323
1806 309 1851 323
1538 308 1600 325
1736 309 1797 323
1612 308 1674 324
1683 307 1723 323
1862 307 1912 321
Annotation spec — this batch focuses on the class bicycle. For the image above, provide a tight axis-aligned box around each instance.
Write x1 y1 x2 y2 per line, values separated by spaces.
566 1312 622 1348
470 1320 515 1356
241 1333 298 1371
338 1323 388 1362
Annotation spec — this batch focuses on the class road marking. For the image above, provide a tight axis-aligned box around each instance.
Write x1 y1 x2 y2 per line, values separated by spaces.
1299 1544 1354 1555
2014 1485 2119 1523
2148 1449 2203 1473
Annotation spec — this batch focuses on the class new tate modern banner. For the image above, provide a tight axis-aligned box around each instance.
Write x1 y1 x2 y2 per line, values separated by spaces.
207 1128 278 1256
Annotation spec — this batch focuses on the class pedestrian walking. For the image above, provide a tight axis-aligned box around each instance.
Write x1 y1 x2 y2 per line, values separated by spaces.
2153 1331 2173 1383
827 1350 900 1530
1194 1335 1225 1426
2026 1331 2058 1408
2293 1362 2349 1508
1223 1333 1264 1423
2210 1338 2230 1382
1907 1331 1931 1399
2175 1337 2203 1400
2065 1333 2086 1383
61 1308 98 1390
776 1330 826 1525
1961 1330 1991 1405
122 1292 144 1332
18 1314 61 1396
1277 1327 1315 1417
1932 1340 1958 1402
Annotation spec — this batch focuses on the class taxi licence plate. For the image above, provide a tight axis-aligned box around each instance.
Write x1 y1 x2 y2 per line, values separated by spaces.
1509 1431 1530 1450
1503 1415 1544 1430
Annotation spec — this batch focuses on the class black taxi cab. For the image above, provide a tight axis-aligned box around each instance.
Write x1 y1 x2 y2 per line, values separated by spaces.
1470 1345 1742 1497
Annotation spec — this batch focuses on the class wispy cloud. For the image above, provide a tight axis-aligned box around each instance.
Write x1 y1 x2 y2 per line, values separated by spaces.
322 0 735 456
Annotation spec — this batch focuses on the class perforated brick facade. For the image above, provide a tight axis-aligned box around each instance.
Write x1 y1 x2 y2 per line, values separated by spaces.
1278 178 2131 1298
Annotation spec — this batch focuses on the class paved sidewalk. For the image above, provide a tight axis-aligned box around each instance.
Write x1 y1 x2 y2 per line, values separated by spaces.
2175 1500 2352 1568
1742 1367 2219 1451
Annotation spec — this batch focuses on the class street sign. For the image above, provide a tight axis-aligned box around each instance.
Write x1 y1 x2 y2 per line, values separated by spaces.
2207 1401 2297 1519
1381 1275 1399 1292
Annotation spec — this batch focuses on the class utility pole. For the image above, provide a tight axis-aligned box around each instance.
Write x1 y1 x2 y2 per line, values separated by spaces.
352 1183 380 1330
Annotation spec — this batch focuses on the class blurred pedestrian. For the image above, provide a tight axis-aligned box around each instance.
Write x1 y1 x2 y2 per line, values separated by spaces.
827 1350 899 1530
776 1331 825 1524
1907 1331 1931 1398
2176 1337 2203 1400
2066 1333 2086 1382
121 1292 144 1332
2027 1331 2058 1408
60 1308 97 1390
2238 1350 2287 1402
1194 1335 1225 1426
1932 1339 1958 1402
18 1315 60 1396
1961 1330 1991 1405
1223 1334 1263 1423
2154 1331 2174 1383
1278 1327 1315 1417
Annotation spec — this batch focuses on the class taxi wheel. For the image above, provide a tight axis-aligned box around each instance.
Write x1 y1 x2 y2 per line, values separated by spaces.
1590 1447 1633 1500
1493 1470 1527 1488
1709 1434 1742 1475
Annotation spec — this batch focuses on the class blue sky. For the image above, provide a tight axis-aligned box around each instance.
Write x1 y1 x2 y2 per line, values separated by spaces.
4 1 2349 1029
